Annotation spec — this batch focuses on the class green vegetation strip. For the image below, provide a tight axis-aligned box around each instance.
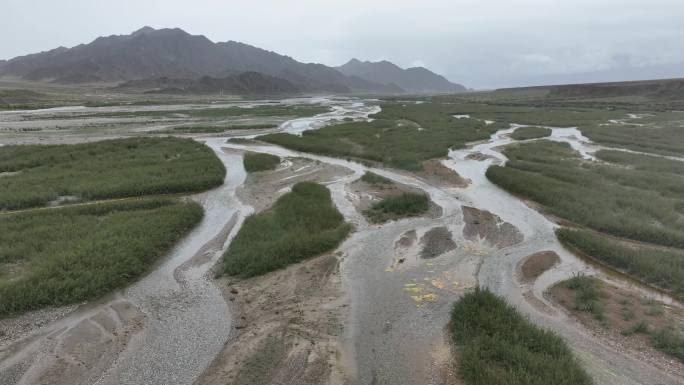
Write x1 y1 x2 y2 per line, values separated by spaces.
0 137 225 210
68 104 329 120
450 288 592 385
168 124 278 133
243 152 281 172
222 182 351 277
260 102 500 170
486 140 684 249
510 126 552 140
582 111 684 157
0 199 203 316
558 229 684 297
364 193 429 223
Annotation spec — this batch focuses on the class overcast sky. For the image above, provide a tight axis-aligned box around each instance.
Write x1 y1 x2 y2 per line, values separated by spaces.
2 0 683 89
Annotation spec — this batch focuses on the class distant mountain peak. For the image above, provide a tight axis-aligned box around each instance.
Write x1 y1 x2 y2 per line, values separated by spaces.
338 59 466 93
132 26 156 35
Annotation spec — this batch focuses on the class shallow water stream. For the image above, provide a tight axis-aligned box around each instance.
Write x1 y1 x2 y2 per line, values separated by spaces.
1 99 682 385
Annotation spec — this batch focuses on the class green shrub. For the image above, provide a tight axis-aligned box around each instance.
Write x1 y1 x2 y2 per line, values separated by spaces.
363 193 429 223
650 328 684 362
565 274 604 320
222 182 351 277
510 126 552 140
622 321 649 336
360 171 393 185
243 153 281 172
449 288 592 385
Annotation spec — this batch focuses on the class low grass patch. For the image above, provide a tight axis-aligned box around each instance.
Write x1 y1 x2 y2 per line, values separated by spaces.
222 182 351 277
363 192 429 223
0 137 225 210
554 274 684 363
449 288 592 385
260 101 501 170
510 126 552 140
650 328 684 362
565 274 604 321
360 171 393 185
0 199 203 316
244 153 281 172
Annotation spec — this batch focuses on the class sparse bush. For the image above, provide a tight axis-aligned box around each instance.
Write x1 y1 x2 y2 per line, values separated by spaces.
566 274 604 320
360 171 392 185
650 328 684 362
622 321 649 336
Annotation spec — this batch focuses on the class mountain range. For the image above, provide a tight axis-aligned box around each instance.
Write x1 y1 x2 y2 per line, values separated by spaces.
0 27 465 95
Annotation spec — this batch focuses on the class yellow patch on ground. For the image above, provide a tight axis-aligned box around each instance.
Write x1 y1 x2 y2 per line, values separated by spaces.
385 267 395 272
430 278 446 290
410 293 439 302
404 286 424 293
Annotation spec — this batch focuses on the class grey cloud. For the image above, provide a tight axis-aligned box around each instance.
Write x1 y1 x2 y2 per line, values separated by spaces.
1 0 683 89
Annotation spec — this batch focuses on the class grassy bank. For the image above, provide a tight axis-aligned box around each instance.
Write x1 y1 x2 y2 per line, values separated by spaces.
557 229 684 297
0 137 225 210
243 153 281 172
449 288 592 385
486 140 684 249
363 192 429 223
222 182 351 277
0 199 203 316
260 102 501 170
486 139 684 294
510 126 552 140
